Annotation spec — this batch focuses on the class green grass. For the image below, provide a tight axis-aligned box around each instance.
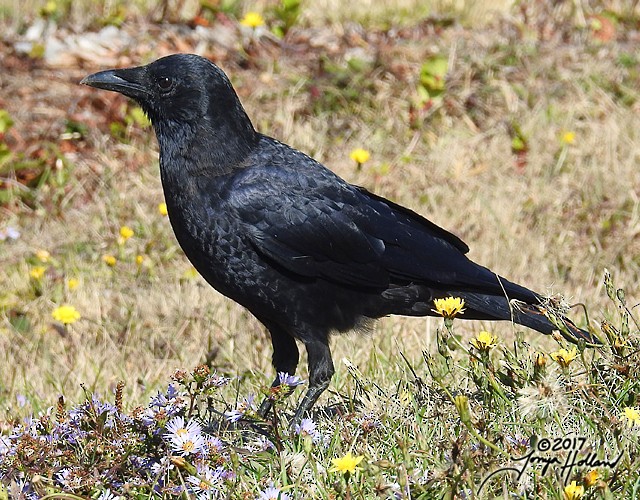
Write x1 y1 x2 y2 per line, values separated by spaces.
2 0 640 498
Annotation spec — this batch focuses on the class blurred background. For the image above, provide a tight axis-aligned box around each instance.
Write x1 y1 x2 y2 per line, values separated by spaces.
1 0 639 415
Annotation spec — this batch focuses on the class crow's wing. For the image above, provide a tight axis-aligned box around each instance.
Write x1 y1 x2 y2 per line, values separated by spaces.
227 166 506 292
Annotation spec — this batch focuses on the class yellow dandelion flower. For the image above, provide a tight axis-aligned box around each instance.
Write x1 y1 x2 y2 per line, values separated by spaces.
42 0 57 16
433 297 465 319
52 305 81 325
561 131 576 145
119 226 134 243
470 331 498 351
583 469 599 487
35 249 50 262
102 254 117 267
349 148 371 165
564 480 584 500
29 266 47 280
158 202 168 216
240 11 265 28
329 451 364 474
622 407 640 428
550 347 579 368
67 278 80 290
136 255 145 266
535 352 547 367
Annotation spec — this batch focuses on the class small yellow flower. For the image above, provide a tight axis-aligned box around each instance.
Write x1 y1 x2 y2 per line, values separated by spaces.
329 451 364 474
561 131 576 145
52 305 81 325
349 148 371 165
433 297 465 319
35 249 50 262
182 267 200 280
119 226 134 244
67 278 80 290
158 202 168 216
564 480 585 500
535 352 547 367
29 266 47 280
470 331 498 351
550 347 579 368
622 407 640 428
240 11 265 28
42 0 57 16
102 254 117 267
583 469 599 487
136 255 145 266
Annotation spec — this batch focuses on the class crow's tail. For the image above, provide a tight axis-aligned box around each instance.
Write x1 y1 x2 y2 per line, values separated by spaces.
455 292 600 346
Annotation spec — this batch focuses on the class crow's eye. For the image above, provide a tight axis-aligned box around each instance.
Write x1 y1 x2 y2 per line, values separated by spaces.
157 76 174 93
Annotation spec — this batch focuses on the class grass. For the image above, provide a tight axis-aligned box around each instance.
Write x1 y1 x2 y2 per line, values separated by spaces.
2 0 640 498
0 0 511 30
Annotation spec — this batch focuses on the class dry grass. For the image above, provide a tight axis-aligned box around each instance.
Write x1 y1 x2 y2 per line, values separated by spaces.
1 3 640 423
0 0 512 29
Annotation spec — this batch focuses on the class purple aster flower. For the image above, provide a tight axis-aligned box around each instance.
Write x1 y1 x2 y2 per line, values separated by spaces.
51 421 88 445
98 489 122 500
203 435 224 456
224 395 256 422
149 384 186 416
224 409 244 423
150 456 174 476
129 455 156 476
0 226 20 241
55 468 83 490
139 408 158 428
257 484 291 500
203 372 231 389
294 418 321 442
187 464 224 499
10 478 38 500
505 434 530 449
166 383 180 399
92 394 117 415
163 416 206 456
150 391 168 408
18 415 40 438
277 372 304 387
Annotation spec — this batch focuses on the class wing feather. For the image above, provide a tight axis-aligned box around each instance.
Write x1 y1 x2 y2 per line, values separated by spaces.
228 166 504 292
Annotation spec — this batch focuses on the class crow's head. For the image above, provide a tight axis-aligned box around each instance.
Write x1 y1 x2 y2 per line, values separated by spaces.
82 54 257 170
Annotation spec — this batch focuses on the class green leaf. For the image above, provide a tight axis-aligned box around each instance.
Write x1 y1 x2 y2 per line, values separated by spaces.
420 56 448 88
511 135 526 152
126 106 150 128
9 312 31 334
0 109 13 134
419 55 448 100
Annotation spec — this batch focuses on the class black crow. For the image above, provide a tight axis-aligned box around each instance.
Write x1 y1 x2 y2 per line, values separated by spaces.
81 54 598 422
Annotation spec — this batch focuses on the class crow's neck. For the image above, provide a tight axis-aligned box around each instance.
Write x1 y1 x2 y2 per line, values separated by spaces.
155 112 258 179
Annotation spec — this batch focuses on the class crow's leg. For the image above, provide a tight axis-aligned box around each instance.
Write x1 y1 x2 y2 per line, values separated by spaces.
258 323 299 418
292 339 334 425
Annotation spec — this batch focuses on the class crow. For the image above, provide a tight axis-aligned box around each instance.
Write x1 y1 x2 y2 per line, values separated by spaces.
81 54 598 422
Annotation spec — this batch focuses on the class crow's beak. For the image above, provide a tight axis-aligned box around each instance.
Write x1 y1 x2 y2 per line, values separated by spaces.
81 67 150 100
